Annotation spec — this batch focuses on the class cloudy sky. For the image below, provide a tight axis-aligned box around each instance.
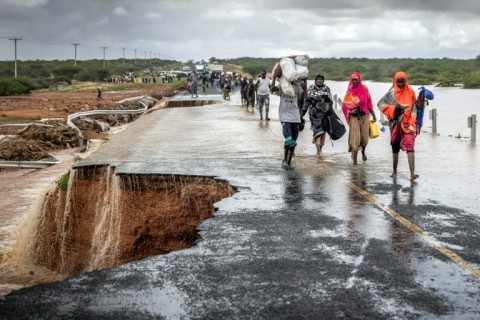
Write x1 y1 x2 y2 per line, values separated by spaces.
1 0 479 63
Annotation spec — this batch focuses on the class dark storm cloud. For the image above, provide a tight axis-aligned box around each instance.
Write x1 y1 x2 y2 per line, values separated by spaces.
0 0 479 61
263 0 480 15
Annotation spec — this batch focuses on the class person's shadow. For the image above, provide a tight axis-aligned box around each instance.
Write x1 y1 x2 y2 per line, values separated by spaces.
345 168 369 239
282 171 304 210
258 120 269 129
389 178 416 264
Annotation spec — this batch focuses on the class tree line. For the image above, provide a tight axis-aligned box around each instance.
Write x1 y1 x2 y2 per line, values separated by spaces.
1 56 480 96
222 56 480 88
0 58 184 95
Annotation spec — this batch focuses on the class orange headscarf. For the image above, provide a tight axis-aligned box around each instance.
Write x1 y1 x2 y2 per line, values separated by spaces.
378 71 416 133
393 71 416 106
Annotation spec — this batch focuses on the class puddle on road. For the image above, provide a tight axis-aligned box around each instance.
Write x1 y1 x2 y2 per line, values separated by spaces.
0 166 234 295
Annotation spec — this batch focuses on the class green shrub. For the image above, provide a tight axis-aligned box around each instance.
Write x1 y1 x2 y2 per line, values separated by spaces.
55 173 69 191
96 69 111 82
77 70 95 81
0 77 35 95
408 73 433 85
463 72 480 88
0 67 15 78
29 77 52 89
52 66 81 80
54 75 71 85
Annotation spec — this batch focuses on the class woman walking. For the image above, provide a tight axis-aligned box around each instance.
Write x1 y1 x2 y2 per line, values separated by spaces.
341 72 376 165
377 71 418 180
305 74 333 157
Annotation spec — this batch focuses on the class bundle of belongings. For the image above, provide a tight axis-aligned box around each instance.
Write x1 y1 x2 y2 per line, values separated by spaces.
271 55 309 97
415 85 434 133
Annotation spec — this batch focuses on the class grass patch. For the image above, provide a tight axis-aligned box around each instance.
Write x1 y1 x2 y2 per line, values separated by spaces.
56 173 69 191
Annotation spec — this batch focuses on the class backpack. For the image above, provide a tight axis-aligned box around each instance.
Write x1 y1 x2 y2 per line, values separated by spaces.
323 111 346 140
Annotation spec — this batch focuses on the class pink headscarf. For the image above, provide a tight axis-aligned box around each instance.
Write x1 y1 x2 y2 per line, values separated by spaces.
341 72 373 123
348 72 369 104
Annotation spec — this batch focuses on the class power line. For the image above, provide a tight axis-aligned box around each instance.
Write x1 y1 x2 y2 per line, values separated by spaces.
1 37 175 62
72 43 80 67
9 37 22 78
101 47 107 69
22 39 69 46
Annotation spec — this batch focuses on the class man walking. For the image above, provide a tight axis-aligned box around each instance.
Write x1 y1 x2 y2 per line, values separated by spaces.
240 76 248 106
189 70 199 98
245 78 255 112
96 88 103 101
276 79 306 170
255 70 271 120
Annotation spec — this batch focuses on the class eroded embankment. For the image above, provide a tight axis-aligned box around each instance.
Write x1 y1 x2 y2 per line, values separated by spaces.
166 99 220 108
3 166 233 292
35 166 234 274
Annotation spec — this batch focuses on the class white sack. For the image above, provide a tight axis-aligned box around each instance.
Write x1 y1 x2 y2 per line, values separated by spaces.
279 57 297 82
278 75 295 97
294 55 309 66
295 64 309 80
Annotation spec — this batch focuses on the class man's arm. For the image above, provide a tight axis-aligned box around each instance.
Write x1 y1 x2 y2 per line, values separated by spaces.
302 79 307 99
271 75 277 88
254 79 260 90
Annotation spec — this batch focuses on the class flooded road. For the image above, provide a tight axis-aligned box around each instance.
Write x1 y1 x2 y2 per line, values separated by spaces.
1 87 479 319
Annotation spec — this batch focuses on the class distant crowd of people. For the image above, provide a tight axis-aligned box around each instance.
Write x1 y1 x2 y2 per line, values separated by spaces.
187 70 241 99
107 72 177 84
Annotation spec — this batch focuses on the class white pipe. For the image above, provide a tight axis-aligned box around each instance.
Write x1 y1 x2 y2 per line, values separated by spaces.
67 95 153 139
0 160 60 169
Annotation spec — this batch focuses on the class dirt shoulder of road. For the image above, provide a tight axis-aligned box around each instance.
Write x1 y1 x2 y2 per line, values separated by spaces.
0 82 181 295
0 82 177 162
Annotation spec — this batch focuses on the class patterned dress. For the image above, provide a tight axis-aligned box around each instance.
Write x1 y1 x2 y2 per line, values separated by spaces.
306 84 333 141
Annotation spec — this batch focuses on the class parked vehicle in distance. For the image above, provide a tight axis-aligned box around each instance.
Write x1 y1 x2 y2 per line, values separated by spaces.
209 64 223 73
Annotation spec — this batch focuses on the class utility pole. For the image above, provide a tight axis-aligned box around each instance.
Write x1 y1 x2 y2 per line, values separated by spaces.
72 43 80 67
144 51 147 65
101 46 107 68
9 37 22 78
134 48 137 65
122 47 126 65
149 52 152 66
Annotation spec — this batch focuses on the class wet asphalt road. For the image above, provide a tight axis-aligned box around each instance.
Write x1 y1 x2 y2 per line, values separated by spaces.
1 87 479 319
